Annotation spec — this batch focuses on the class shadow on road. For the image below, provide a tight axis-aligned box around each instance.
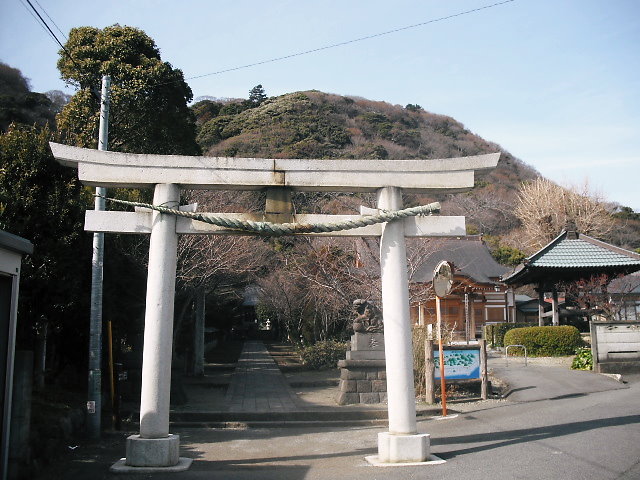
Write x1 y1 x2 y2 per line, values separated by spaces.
435 414 640 459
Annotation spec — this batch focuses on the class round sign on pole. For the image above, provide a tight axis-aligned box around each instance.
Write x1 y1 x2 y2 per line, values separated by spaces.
433 260 453 298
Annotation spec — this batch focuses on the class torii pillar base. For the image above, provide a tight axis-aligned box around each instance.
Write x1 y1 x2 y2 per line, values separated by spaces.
110 435 192 472
376 432 431 463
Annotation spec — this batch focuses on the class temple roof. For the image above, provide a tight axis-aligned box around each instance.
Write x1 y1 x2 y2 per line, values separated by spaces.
502 230 640 286
411 236 509 285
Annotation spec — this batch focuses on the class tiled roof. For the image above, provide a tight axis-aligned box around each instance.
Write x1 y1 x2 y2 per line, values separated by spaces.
411 236 509 285
530 238 640 268
502 230 640 285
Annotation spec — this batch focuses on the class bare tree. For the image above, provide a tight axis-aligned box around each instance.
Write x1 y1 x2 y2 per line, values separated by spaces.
271 237 381 342
173 190 270 367
514 178 614 252
559 274 640 322
444 189 519 235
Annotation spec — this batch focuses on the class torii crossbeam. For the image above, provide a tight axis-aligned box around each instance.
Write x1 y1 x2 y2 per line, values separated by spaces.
50 142 499 470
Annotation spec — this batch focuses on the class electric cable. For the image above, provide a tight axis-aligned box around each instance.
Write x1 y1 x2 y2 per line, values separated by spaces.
181 0 516 83
19 0 101 100
34 0 67 40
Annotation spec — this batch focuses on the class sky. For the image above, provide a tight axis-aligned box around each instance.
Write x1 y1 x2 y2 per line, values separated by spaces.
1 0 639 210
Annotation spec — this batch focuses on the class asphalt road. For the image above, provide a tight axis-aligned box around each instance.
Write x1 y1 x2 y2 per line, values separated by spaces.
37 367 640 480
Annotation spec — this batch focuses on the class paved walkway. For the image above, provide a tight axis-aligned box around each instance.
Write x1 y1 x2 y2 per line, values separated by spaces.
224 340 301 412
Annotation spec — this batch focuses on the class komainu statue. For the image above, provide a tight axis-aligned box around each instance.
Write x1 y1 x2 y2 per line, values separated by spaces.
352 299 383 333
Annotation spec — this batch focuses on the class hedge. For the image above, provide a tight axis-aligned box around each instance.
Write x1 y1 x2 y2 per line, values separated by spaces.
485 323 533 348
299 340 349 370
503 326 583 357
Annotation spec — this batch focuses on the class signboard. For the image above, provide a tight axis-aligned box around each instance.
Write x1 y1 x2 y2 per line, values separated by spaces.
434 348 481 380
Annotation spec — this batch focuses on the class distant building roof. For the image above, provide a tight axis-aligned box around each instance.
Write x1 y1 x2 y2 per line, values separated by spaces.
412 236 509 285
503 229 640 286
515 294 533 303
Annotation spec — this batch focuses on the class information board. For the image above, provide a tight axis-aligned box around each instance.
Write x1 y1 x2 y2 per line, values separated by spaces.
434 348 481 380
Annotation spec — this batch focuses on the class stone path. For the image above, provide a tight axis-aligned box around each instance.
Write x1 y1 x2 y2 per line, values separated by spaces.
224 340 301 412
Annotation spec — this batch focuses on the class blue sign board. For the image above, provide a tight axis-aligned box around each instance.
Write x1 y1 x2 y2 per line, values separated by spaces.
434 348 481 380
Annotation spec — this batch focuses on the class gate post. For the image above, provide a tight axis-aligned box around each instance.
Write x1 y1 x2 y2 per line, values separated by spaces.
114 183 192 472
376 187 430 463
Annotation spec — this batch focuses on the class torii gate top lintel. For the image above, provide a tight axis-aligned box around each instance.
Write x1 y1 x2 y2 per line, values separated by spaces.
49 142 499 193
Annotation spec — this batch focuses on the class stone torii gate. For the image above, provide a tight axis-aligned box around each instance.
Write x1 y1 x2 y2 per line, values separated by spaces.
50 142 498 470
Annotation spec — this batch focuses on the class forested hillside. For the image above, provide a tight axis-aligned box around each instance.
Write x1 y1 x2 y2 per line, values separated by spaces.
191 89 640 252
192 90 536 236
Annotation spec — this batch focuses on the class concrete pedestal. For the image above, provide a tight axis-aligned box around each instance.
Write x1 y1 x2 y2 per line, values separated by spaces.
377 432 430 463
126 434 179 467
110 435 192 472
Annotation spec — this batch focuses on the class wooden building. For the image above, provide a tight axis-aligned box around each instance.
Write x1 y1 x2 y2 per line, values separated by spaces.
503 229 640 326
410 236 512 341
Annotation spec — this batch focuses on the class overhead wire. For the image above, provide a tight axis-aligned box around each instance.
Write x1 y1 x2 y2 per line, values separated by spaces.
33 0 67 40
20 0 100 99
180 0 516 84
19 0 516 107
22 0 67 52
17 0 59 47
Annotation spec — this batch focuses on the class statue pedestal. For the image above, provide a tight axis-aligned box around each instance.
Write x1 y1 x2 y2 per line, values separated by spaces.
337 333 386 405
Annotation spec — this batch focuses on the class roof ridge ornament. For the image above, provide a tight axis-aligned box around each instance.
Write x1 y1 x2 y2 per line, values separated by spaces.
565 219 579 240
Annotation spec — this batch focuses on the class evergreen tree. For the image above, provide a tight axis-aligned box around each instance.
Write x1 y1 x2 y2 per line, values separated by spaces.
56 25 199 155
248 84 267 106
0 125 90 362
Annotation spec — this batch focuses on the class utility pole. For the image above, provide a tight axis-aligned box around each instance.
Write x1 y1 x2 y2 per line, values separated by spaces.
87 75 110 438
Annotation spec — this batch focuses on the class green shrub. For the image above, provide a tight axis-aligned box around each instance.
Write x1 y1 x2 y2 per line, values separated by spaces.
503 326 583 357
299 340 349 370
485 323 533 348
571 347 593 370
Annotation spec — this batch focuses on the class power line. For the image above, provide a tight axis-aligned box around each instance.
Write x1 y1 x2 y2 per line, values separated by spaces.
19 0 515 98
22 0 67 51
183 0 516 82
34 0 67 40
17 0 58 47
20 0 101 99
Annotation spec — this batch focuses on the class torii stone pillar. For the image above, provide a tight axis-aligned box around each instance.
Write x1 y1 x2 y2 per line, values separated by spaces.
123 183 192 470
49 142 499 470
377 187 429 461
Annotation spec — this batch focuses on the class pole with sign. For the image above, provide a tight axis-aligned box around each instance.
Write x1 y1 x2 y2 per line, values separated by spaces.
433 260 453 417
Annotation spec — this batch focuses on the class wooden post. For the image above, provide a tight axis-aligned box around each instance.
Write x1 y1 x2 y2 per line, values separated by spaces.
480 339 488 400
537 285 545 327
424 339 435 404
464 292 470 344
436 296 447 416
107 320 117 430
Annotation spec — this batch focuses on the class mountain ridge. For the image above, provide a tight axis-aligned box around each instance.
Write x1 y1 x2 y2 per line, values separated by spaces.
191 89 538 236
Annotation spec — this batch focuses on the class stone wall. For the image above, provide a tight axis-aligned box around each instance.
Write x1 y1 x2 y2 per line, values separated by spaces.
336 360 386 405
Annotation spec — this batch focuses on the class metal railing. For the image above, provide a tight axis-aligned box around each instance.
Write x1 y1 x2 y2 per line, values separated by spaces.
505 344 528 366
